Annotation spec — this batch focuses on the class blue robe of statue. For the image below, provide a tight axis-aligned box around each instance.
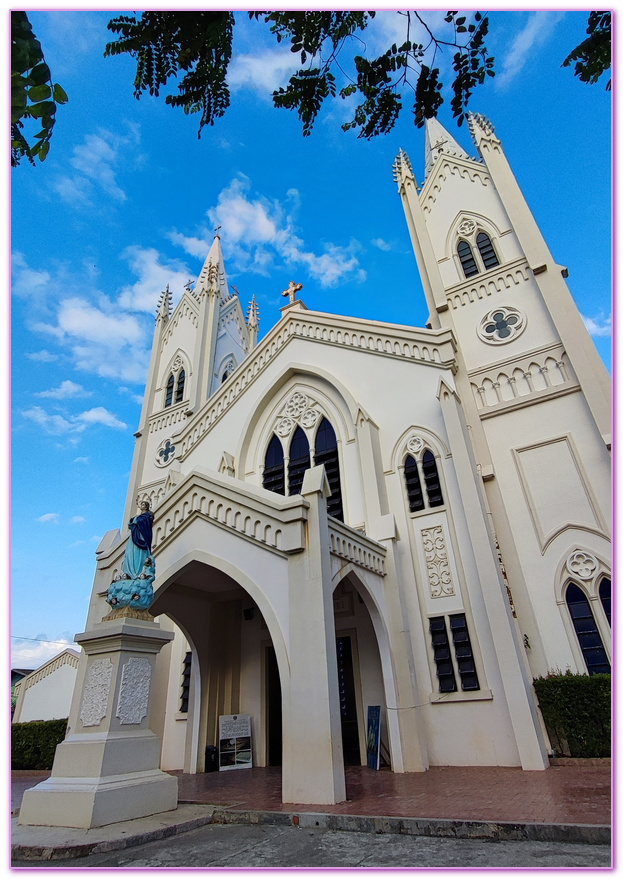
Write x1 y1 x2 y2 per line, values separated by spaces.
122 510 154 579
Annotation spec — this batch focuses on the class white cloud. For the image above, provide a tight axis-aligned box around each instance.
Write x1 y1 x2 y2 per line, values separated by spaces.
22 405 127 435
11 637 77 670
172 176 365 288
496 12 565 88
76 407 127 430
36 380 92 400
582 313 611 338
27 350 59 363
37 513 60 523
73 456 89 463
11 252 50 300
117 247 192 312
228 47 298 94
51 175 93 208
72 516 85 524
371 238 392 252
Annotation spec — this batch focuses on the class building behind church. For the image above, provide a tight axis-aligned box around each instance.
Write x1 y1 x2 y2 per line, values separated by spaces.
43 114 613 807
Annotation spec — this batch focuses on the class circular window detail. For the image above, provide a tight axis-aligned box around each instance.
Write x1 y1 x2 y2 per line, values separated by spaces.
478 306 525 344
284 392 309 418
156 438 176 467
458 218 476 236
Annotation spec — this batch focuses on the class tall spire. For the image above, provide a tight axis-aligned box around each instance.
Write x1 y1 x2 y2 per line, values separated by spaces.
424 117 471 176
246 294 260 349
392 148 417 191
194 232 231 302
155 284 172 322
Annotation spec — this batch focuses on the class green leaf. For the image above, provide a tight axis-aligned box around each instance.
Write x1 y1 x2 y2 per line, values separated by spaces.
53 82 68 103
29 62 51 86
28 83 51 102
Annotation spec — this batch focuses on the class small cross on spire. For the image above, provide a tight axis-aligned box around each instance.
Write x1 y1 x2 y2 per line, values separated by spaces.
282 280 303 304
214 225 222 238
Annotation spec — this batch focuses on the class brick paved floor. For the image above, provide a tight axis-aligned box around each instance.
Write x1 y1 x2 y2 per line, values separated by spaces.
172 763 611 826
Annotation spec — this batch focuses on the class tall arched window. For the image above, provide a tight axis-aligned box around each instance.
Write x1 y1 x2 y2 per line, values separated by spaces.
165 373 175 408
263 435 285 495
566 583 610 675
599 578 611 627
288 426 311 496
422 450 444 507
175 369 185 404
457 240 478 278
403 455 424 512
476 232 499 270
314 417 343 521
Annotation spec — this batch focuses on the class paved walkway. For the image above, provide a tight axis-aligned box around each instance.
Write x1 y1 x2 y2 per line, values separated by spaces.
11 761 611 862
172 762 611 826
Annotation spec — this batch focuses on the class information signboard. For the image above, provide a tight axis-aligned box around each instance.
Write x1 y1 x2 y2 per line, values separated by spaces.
218 714 252 771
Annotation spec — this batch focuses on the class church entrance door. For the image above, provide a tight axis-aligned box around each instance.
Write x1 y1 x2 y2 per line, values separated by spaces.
336 635 361 765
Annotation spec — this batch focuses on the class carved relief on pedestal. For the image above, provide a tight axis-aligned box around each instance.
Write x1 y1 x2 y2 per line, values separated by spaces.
80 659 113 727
421 524 455 598
116 656 152 725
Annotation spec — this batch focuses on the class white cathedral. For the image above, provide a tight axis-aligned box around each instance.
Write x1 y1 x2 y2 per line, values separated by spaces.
20 114 611 827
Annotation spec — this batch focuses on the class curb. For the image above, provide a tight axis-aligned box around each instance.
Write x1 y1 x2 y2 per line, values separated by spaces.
11 812 214 862
210 808 611 846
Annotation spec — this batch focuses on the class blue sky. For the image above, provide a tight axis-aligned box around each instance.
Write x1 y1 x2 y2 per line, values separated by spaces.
10 9 611 668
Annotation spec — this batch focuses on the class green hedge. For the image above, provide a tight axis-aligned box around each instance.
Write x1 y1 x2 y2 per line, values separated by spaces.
533 673 610 758
11 718 68 770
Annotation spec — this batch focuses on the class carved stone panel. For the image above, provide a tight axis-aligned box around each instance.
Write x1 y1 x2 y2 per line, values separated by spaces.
116 656 152 725
421 525 455 598
80 659 113 727
566 550 598 581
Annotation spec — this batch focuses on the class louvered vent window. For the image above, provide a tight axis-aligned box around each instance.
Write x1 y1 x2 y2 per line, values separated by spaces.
422 450 444 507
288 426 311 496
476 232 500 270
429 617 457 693
175 369 185 403
314 417 343 521
404 455 424 512
263 435 285 495
165 373 175 407
566 583 610 675
180 651 192 713
458 240 478 278
449 613 480 691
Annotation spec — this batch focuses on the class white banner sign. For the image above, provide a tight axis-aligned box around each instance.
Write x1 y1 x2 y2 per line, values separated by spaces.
218 714 252 771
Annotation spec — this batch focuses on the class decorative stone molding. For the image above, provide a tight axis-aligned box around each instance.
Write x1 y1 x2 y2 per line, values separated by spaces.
149 406 188 435
80 659 113 727
446 259 530 309
457 218 476 236
171 355 183 373
156 438 177 467
116 657 151 724
137 480 167 511
21 650 80 692
477 306 526 345
566 550 598 581
421 159 490 214
172 312 456 461
161 300 199 350
328 518 386 576
276 417 295 437
406 435 424 455
274 391 321 439
421 524 455 598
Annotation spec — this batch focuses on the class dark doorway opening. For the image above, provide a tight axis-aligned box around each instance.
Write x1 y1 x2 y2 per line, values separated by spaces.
336 635 361 764
266 645 282 766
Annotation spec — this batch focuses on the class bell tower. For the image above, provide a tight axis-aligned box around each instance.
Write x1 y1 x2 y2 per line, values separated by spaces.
394 114 611 678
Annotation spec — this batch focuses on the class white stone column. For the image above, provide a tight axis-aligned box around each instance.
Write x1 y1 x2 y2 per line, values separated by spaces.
19 616 177 829
281 465 346 805
437 378 549 770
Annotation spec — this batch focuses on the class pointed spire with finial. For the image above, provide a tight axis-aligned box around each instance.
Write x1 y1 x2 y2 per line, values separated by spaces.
424 117 471 176
246 294 260 349
392 148 417 191
194 227 230 302
155 284 173 322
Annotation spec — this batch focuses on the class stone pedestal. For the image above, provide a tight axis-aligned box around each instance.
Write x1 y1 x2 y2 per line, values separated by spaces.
19 616 177 829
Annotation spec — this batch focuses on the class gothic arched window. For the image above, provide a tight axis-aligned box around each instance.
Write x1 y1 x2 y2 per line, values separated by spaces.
288 426 311 497
165 373 175 408
175 369 185 404
476 232 499 270
457 240 478 278
263 435 285 495
422 450 444 507
403 455 424 512
599 577 611 627
314 417 343 521
566 583 610 675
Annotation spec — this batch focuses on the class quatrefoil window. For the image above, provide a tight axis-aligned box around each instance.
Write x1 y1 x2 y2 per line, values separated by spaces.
478 306 525 345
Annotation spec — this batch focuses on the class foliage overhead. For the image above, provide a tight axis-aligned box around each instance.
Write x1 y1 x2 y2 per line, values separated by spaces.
11 11 68 166
11 11 613 166
562 11 611 91
104 10 495 140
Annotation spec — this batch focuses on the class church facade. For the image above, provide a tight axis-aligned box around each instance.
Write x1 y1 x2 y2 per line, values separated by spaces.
81 114 611 805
